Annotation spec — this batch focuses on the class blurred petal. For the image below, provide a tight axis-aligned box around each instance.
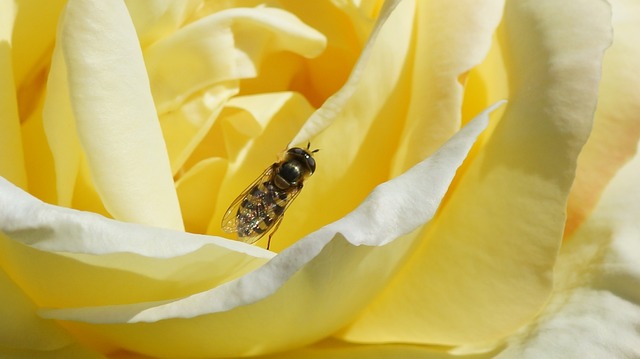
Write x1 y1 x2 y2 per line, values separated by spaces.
40 104 498 358
565 0 640 235
144 6 326 113
390 0 504 175
495 145 640 358
0 176 272 309
0 0 27 189
60 0 183 230
340 0 612 346
0 345 105 359
256 338 499 359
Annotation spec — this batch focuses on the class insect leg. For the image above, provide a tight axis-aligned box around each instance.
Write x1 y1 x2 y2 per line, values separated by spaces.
266 215 284 250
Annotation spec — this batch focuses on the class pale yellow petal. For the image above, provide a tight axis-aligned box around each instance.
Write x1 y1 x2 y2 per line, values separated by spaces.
39 105 495 358
21 98 57 204
175 157 227 234
274 0 413 251
0 267 72 351
495 146 640 358
60 0 183 230
565 0 640 236
270 0 375 106
160 84 237 174
289 0 401 147
390 0 504 176
42 43 80 208
0 0 27 189
0 177 271 309
124 0 202 48
255 338 499 359
339 0 612 346
0 345 106 359
144 6 326 114
10 0 65 91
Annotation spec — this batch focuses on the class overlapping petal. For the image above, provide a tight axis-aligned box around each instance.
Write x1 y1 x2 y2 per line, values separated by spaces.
390 0 504 175
495 145 640 358
0 176 271 309
565 0 640 236
144 6 326 114
44 0 183 230
340 0 612 346
125 0 202 48
0 0 27 189
38 104 499 358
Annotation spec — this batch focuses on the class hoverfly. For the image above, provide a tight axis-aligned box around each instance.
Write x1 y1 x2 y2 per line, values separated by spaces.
221 143 318 249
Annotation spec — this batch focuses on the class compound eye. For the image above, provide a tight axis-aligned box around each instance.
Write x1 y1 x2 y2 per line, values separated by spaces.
306 156 316 174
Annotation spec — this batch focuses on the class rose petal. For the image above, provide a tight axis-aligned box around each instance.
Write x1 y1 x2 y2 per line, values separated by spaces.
21 99 58 204
0 2 27 189
0 176 272 308
254 338 499 359
59 0 183 230
494 146 640 358
38 103 498 358
272 0 412 251
42 43 81 207
144 6 326 114
176 157 227 234
564 0 640 236
160 85 238 174
0 345 106 359
0 266 72 351
339 0 612 346
390 0 504 175
124 0 202 48
289 0 401 147
9 0 65 91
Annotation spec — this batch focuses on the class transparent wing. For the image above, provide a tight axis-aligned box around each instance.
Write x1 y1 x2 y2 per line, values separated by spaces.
221 164 275 234
241 184 301 245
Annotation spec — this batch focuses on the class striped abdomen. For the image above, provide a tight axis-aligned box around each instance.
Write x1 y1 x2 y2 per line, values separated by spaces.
236 181 288 240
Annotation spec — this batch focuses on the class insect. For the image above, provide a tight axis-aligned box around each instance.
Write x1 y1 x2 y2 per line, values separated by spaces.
221 143 319 249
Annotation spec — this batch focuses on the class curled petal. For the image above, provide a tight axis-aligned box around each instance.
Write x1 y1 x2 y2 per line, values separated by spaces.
390 0 504 175
0 176 271 309
125 0 202 48
339 0 612 346
565 0 640 235
59 0 183 230
496 145 640 357
144 6 326 114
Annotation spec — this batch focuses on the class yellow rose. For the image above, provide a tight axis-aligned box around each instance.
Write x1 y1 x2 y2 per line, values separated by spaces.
1 0 639 358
